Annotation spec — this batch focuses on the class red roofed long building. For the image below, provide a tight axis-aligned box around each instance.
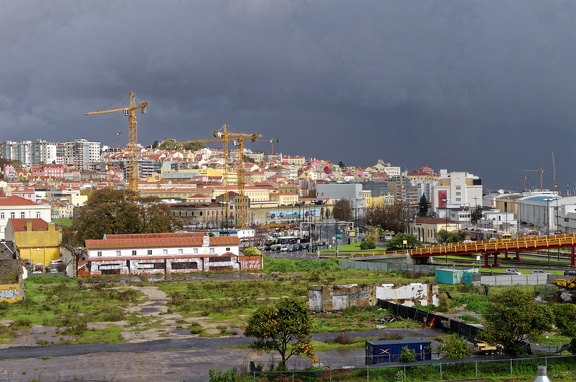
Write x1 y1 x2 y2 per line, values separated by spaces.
80 232 261 276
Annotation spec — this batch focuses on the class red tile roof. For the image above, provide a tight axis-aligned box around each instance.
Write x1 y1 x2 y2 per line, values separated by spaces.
9 218 52 232
0 195 40 206
86 235 239 250
105 232 205 239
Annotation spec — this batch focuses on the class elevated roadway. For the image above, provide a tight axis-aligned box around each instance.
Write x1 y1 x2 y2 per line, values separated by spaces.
351 234 576 268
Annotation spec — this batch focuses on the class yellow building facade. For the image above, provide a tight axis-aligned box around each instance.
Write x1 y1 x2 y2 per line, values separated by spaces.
5 219 61 266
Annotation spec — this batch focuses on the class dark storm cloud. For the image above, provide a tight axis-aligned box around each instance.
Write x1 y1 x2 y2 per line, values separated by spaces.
1 1 576 191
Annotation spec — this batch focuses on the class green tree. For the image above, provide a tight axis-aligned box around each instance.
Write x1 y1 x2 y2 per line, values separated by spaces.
152 140 159 149
71 189 181 245
481 289 554 355
244 298 316 370
242 247 262 256
183 140 205 151
398 346 416 363
418 195 429 217
386 233 420 250
333 199 352 222
158 138 181 150
552 304 576 354
437 334 472 359
435 229 467 244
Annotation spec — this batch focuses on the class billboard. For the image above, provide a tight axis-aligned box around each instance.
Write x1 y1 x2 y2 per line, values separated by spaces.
267 208 320 220
437 190 447 208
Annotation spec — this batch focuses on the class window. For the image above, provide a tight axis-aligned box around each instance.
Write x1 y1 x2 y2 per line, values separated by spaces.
193 248 198 254
147 250 153 256
97 251 102 257
132 250 137 256
178 249 183 255
36 212 40 218
20 212 25 218
116 251 121 256
226 247 230 251
209 248 215 253
0 213 4 220
10 212 15 219
163 249 168 255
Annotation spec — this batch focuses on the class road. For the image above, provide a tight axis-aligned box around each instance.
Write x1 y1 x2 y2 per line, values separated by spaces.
0 329 438 382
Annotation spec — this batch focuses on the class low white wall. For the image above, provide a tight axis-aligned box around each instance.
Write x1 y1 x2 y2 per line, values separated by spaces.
479 275 549 286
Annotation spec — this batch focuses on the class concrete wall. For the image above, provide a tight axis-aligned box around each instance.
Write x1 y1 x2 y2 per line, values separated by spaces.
308 282 439 312
376 283 439 307
479 274 550 286
0 284 22 302
308 284 376 312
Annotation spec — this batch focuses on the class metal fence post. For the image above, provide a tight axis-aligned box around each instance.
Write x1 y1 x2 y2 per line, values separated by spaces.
440 361 443 380
475 360 478 380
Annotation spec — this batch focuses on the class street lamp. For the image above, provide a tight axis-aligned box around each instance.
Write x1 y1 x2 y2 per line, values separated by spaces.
543 197 553 268
443 198 449 264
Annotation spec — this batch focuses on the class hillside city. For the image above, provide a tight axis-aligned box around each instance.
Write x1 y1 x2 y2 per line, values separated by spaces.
0 134 571 275
0 137 571 239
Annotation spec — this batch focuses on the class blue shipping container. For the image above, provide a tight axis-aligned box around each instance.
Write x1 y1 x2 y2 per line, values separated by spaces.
365 339 432 365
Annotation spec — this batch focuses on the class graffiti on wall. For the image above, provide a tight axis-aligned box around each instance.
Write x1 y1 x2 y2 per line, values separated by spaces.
0 285 20 302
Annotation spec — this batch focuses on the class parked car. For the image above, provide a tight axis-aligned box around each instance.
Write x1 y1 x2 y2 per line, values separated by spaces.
505 269 522 275
280 245 289 252
531 270 549 275
564 270 576 277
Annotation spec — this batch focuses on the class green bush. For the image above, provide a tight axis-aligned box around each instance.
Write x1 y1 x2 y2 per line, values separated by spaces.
398 346 416 363
360 240 376 250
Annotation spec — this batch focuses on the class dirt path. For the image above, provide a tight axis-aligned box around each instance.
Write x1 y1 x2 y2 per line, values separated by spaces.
106 285 239 341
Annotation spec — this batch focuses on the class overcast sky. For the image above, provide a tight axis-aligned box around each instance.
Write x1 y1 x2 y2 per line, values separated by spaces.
1 1 576 192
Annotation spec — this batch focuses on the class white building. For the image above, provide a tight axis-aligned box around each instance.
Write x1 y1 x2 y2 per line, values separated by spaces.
82 232 262 276
0 190 52 240
32 140 57 165
432 170 483 214
64 139 101 170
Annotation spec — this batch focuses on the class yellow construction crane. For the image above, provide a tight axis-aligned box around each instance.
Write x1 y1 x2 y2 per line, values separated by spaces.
256 138 279 155
85 91 147 192
191 124 261 228
212 125 261 228
552 151 558 194
522 167 545 191
510 175 528 192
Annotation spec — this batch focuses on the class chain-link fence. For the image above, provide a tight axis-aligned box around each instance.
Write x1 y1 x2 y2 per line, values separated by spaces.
247 354 575 381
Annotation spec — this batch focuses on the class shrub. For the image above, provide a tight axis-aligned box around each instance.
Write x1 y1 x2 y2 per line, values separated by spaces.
333 332 355 344
360 240 376 250
398 346 416 363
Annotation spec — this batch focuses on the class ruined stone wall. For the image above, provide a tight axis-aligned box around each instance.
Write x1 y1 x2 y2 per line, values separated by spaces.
308 282 439 312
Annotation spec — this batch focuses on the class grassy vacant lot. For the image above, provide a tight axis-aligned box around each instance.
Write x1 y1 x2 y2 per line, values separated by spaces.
0 276 145 344
0 257 568 350
159 257 430 334
0 258 432 344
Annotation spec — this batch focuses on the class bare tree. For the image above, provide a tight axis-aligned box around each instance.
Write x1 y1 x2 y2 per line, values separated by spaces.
333 199 352 222
366 204 408 233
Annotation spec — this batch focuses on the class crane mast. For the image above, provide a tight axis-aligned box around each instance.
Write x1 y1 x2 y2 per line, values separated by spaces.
552 151 558 194
522 167 545 191
192 125 261 228
86 91 147 193
256 138 279 155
